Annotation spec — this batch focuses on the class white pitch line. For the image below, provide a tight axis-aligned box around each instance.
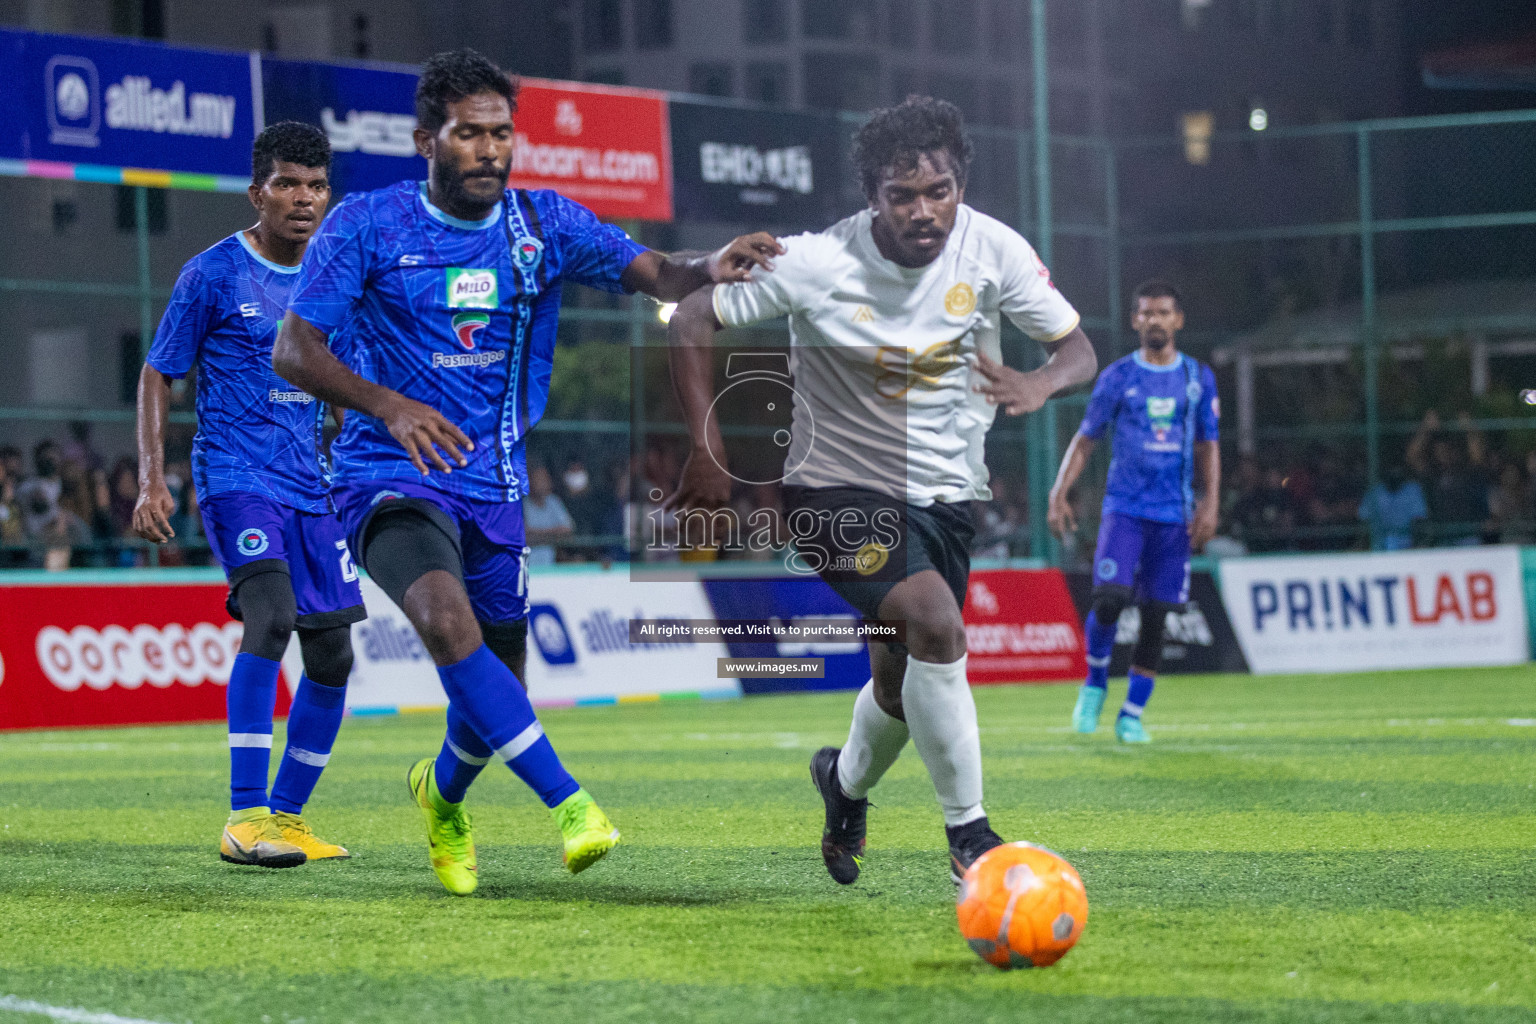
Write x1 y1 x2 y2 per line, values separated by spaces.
0 995 179 1024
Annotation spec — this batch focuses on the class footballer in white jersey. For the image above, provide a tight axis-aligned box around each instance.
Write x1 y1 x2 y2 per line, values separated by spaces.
667 97 1099 887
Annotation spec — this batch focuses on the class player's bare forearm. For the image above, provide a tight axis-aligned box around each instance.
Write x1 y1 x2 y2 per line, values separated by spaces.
132 364 177 542
1036 326 1099 396
665 287 731 509
621 233 785 301
275 312 473 475
274 313 393 418
135 364 171 489
1191 440 1222 550
1047 433 1095 537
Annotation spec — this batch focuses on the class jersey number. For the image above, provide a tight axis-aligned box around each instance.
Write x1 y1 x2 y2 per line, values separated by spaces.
336 540 359 584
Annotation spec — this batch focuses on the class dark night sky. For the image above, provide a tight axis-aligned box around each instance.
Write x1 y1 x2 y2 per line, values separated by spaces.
1404 0 1536 113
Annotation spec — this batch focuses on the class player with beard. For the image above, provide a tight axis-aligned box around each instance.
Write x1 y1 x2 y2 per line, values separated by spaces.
1048 281 1220 743
272 49 781 894
666 96 1098 885
135 121 363 868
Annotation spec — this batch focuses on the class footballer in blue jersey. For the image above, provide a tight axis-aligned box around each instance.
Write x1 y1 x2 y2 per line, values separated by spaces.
273 50 783 894
135 122 362 868
1048 281 1221 743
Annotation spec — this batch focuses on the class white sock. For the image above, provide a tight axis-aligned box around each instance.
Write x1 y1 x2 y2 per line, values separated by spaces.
902 654 985 827
836 680 910 799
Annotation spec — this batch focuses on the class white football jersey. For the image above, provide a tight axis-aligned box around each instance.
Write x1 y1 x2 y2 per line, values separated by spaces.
712 204 1080 506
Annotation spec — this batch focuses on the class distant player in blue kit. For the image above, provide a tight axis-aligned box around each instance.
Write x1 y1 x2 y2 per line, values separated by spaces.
272 50 781 894
135 122 363 867
1047 281 1220 743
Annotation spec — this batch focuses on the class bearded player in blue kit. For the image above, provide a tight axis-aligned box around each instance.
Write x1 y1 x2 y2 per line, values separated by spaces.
134 121 364 869
1047 281 1220 743
272 49 782 895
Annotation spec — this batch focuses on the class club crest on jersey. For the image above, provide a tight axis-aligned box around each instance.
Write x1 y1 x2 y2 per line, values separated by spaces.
370 490 406 506
452 311 491 350
237 528 269 557
944 282 976 317
1147 396 1177 442
512 236 544 270
446 268 498 309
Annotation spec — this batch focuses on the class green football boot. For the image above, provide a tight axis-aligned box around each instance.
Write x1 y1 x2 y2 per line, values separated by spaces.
407 757 478 895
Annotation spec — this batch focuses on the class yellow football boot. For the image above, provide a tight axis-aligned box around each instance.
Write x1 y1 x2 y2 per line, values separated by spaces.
273 811 351 860
220 808 307 868
551 789 620 874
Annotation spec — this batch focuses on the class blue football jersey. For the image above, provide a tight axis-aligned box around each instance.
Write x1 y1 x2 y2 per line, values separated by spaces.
146 232 331 513
286 182 646 503
1078 352 1220 524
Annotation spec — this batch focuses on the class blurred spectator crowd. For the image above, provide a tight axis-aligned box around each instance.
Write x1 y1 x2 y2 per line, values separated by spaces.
4 411 1532 572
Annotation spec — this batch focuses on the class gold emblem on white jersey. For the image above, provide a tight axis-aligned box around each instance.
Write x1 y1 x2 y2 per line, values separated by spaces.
851 305 875 323
872 337 966 399
944 282 977 317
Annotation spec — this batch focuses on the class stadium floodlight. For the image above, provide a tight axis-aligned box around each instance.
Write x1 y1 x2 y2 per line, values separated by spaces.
656 301 677 323
1521 388 1536 406
1249 107 1269 131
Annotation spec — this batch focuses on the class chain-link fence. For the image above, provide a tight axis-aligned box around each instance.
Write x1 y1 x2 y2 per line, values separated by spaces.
3 104 1534 569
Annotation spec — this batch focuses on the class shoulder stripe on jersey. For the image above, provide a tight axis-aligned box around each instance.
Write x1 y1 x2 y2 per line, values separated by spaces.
501 193 540 501
514 190 552 292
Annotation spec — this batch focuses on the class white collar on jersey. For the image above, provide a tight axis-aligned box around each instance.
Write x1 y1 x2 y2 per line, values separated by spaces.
418 182 504 231
235 230 302 274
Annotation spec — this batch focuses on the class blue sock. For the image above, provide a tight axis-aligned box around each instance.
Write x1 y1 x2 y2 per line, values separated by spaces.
269 676 347 815
1084 610 1115 690
432 705 493 804
1122 670 1156 719
435 645 580 808
227 652 280 811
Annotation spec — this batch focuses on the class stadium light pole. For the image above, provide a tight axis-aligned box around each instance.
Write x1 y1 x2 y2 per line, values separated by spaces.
1026 0 1057 565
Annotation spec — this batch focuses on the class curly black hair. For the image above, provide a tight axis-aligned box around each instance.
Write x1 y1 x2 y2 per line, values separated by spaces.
251 120 331 186
851 95 973 201
415 48 519 134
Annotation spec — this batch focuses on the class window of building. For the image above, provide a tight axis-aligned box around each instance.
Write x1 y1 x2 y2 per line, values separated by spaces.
1344 0 1370 51
634 0 673 48
802 0 877 41
888 0 918 48
115 186 168 235
689 62 735 97
987 0 1023 61
745 62 790 104
583 0 623 52
931 0 978 53
1047 0 1088 65
1312 0 1334 44
744 0 789 43
351 12 371 58
802 52 881 110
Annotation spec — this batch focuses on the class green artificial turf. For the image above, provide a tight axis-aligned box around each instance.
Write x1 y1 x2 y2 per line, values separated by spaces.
1 668 1534 1023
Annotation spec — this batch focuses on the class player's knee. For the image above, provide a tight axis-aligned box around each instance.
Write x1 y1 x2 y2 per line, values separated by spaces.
403 575 481 664
298 626 353 687
235 571 296 660
1090 585 1134 625
1132 602 1177 674
904 606 967 663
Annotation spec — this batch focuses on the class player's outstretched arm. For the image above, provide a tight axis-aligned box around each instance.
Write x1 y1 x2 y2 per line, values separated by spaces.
974 324 1098 417
273 312 473 476
131 364 176 543
621 233 785 302
664 286 732 511
1047 432 1097 539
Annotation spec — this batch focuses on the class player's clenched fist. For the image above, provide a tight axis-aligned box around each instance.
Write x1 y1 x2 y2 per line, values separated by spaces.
380 394 474 476
973 351 1056 416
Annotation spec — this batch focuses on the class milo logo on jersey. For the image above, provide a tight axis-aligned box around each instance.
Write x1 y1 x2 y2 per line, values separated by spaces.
446 268 498 309
452 311 490 350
